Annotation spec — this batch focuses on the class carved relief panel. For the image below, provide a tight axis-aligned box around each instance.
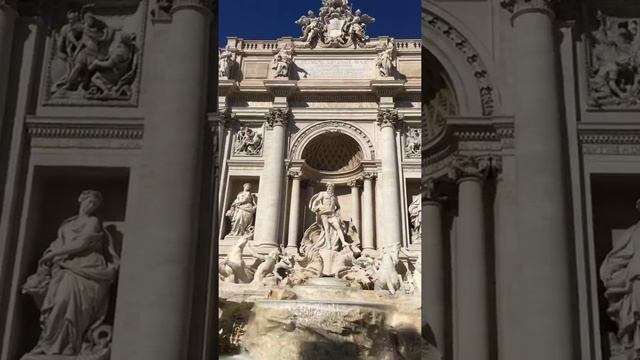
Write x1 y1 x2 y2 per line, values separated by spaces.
587 6 640 110
42 1 147 107
233 125 264 156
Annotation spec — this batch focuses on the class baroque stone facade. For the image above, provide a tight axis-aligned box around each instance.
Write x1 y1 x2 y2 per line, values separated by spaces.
0 1 424 360
425 0 640 360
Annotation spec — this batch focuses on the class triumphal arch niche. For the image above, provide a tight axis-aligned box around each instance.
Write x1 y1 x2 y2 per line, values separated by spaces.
215 0 427 358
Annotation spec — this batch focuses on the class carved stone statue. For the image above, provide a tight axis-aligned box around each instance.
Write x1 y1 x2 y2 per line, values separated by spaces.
234 127 263 155
307 183 348 251
86 32 138 100
50 4 139 102
289 249 324 285
225 183 258 237
405 128 421 158
345 9 374 48
408 195 421 242
376 40 395 78
219 46 235 79
296 0 374 49
272 46 293 79
219 233 253 284
374 244 403 295
589 12 640 108
600 198 640 358
295 10 324 46
21 190 119 360
248 249 280 286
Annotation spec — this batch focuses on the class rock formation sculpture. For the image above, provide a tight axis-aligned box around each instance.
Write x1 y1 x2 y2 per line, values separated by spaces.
225 183 258 237
21 190 119 360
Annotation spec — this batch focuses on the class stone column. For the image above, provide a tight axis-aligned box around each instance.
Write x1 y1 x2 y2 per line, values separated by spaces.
449 155 493 360
286 170 302 253
0 1 16 124
501 1 576 358
423 178 445 350
348 179 361 233
111 2 212 360
253 108 291 250
361 172 376 253
376 109 403 247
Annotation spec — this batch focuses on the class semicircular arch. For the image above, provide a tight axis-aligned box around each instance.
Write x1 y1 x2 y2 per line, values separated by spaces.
290 121 375 162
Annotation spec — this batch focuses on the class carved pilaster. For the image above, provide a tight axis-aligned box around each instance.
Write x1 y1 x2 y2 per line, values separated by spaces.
265 107 291 129
448 154 501 182
376 109 403 130
500 0 558 18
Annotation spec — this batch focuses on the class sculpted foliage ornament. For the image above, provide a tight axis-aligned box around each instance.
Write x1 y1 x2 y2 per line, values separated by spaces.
448 154 501 180
588 11 640 109
295 0 375 49
376 109 402 129
265 107 292 129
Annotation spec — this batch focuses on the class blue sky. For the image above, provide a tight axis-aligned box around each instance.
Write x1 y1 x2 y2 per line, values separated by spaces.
218 0 421 46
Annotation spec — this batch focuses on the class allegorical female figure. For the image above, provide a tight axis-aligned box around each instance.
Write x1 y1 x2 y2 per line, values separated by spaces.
600 198 640 357
226 183 258 237
22 190 119 358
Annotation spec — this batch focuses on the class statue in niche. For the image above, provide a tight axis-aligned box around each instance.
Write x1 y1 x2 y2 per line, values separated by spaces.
600 198 640 358
408 194 422 242
271 46 293 79
376 40 395 78
295 10 324 46
219 232 254 284
50 4 139 101
225 183 258 237
300 183 361 276
589 11 640 108
219 46 235 79
21 190 119 360
306 183 349 251
234 127 263 156
405 128 421 158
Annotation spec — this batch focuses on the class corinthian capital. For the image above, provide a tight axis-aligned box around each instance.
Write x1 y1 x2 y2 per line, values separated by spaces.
265 108 292 129
500 0 557 15
376 109 403 130
448 154 501 182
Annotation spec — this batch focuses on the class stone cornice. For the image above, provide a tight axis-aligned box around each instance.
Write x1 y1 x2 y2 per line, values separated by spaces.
25 118 143 140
